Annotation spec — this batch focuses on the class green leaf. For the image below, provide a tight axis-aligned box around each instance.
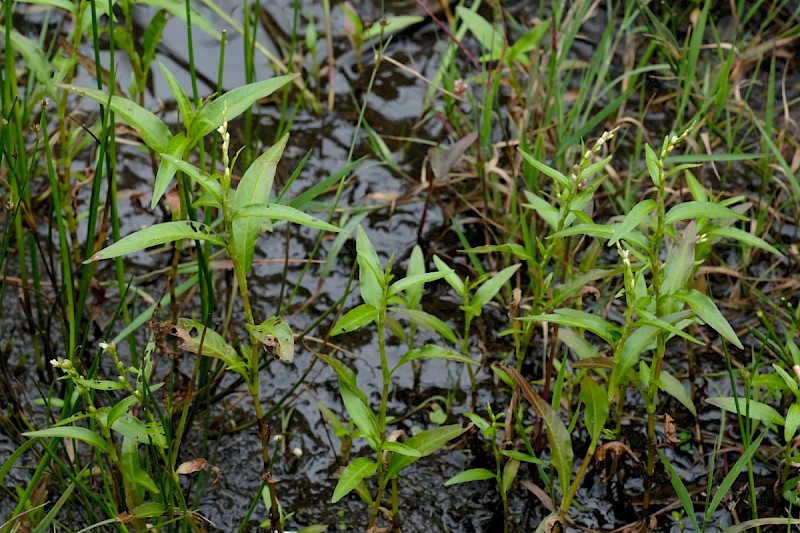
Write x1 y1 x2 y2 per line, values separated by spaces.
519 148 569 188
2 29 52 87
84 221 224 263
433 255 464 295
470 264 521 313
23 427 109 453
705 225 783 257
159 152 222 208
645 144 661 187
661 221 696 296
107 395 140 429
159 63 193 130
501 459 520 494
705 397 784 426
152 133 191 208
73 378 126 391
465 243 534 261
444 467 495 486
523 191 559 229
615 325 659 388
173 318 245 372
772 364 799 395
16 0 76 12
62 85 172 153
130 502 166 519
340 382 379 444
579 377 609 446
386 424 469 480
659 451 700 532
331 304 378 336
234 203 340 234
137 0 221 40
673 289 743 349
658 371 696 416
405 245 426 309
396 344 476 371
388 270 450 298
506 20 550 66
231 133 289 271
356 226 384 309
500 450 544 465
504 366 573 498
523 308 620 345
549 223 615 241
246 316 295 362
455 7 503 59
382 441 422 458
705 428 768 521
317 353 363 403
664 201 748 225
608 199 656 246
332 457 377 503
388 308 459 344
785 403 800 443
141 13 168 79
363 15 424 40
189 74 298 143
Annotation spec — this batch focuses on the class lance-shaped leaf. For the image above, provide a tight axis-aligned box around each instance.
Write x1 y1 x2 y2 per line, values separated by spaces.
331 304 378 336
62 85 172 153
331 457 377 503
705 225 783 257
340 381 379 450
466 264 521 318
444 468 495 486
152 133 191 208
645 144 662 187
658 371 696 416
661 221 696 296
23 427 110 454
672 289 743 349
706 397 784 427
608 199 656 246
665 201 748 225
159 153 223 208
523 308 620 345
83 221 224 263
580 376 609 447
230 134 289 272
386 423 469 480
159 63 193 130
393 344 476 374
246 316 295 363
188 74 298 143
504 365 573 499
389 307 459 344
173 318 244 372
233 204 340 233
356 226 384 309
519 148 570 188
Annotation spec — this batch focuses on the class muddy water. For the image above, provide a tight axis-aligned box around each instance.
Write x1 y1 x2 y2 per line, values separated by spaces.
2 0 770 531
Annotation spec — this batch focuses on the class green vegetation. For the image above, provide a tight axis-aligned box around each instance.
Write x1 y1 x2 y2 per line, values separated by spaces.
1 0 798 531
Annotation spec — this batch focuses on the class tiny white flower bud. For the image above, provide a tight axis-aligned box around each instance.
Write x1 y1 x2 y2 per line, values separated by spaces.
292 447 303 458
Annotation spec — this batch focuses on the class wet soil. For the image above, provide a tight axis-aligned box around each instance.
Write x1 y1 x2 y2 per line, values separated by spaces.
2 1 798 532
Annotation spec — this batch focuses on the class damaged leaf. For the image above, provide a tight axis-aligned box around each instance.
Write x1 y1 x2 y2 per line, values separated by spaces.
247 317 295 363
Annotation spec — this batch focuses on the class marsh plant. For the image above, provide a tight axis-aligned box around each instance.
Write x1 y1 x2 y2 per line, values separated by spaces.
16 65 341 530
324 227 473 530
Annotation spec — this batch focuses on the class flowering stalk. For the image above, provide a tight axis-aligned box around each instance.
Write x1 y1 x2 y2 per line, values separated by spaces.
216 107 283 531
